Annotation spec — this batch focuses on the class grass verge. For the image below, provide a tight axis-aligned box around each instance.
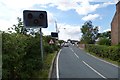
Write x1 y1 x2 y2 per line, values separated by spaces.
33 52 56 79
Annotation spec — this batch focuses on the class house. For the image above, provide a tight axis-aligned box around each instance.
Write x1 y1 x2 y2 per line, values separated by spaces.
111 1 120 45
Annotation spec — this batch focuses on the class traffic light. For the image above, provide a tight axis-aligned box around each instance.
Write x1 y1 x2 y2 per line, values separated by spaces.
51 32 58 37
23 10 48 28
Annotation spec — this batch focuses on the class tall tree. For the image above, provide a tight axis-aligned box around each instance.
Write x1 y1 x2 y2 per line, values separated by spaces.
80 21 99 44
8 17 28 34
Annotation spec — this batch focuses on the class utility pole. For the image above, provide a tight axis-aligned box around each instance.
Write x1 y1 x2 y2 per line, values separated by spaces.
55 21 58 32
55 21 59 40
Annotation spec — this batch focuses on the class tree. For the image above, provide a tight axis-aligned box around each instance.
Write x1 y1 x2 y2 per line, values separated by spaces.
80 21 99 44
97 31 111 46
8 17 28 34
98 31 111 39
8 17 40 36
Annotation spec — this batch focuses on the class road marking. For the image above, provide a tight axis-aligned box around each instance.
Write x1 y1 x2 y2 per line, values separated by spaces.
86 52 119 68
56 49 61 80
73 52 79 58
79 48 119 68
82 61 107 79
70 48 79 58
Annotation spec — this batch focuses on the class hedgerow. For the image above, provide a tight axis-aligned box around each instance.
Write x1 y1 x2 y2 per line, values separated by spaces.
2 32 59 79
85 44 120 62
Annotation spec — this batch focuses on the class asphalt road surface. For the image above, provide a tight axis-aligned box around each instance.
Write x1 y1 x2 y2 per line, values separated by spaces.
55 44 120 80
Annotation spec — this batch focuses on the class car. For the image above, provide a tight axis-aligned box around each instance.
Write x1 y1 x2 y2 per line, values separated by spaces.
64 42 69 47
61 43 64 47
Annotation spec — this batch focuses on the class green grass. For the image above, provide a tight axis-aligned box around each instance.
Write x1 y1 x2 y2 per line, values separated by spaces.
34 52 56 79
86 50 120 67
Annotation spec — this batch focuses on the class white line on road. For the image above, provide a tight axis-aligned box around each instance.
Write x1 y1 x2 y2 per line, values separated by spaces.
73 52 79 58
70 48 79 58
82 61 107 79
56 49 61 80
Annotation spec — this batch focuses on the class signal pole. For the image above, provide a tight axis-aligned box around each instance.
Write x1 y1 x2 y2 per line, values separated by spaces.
40 28 43 63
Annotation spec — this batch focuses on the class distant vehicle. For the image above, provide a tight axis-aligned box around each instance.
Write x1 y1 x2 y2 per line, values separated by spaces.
61 43 64 47
64 42 69 47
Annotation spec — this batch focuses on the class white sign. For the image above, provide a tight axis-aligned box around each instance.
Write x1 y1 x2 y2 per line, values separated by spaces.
49 39 54 44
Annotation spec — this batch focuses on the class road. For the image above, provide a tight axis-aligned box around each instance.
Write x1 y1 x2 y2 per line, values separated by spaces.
55 44 120 80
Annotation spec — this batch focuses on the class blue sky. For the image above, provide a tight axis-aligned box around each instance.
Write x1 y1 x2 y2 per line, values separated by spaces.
0 0 118 41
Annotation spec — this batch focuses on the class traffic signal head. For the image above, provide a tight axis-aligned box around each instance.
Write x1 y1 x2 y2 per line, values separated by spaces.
51 32 58 37
23 10 48 28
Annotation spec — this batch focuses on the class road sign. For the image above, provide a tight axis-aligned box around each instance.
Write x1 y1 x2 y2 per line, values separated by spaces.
49 39 54 44
51 32 58 37
23 10 48 28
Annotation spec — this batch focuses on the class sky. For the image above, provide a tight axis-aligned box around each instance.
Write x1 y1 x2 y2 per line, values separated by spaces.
0 0 118 41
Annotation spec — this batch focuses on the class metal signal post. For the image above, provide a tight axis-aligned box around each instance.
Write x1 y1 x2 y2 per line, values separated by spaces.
40 28 43 63
23 10 48 63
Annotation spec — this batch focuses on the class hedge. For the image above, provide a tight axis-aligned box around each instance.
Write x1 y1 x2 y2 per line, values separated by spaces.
85 44 120 62
2 33 59 79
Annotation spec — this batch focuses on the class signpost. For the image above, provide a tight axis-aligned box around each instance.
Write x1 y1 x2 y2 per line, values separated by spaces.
23 10 48 63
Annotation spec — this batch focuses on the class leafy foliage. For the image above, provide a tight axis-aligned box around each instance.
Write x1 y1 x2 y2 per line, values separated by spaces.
80 21 99 44
97 31 111 46
8 17 26 34
2 17 60 79
2 32 59 79
97 38 111 46
98 31 111 39
85 44 120 62
2 33 29 79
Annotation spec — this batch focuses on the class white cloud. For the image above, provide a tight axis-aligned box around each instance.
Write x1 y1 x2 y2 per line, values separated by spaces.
103 29 111 32
0 0 115 41
57 23 81 41
114 0 119 3
75 1 100 15
0 0 55 31
99 2 115 8
0 0 53 9
53 0 77 11
47 12 55 24
98 26 111 33
42 28 51 36
0 19 13 31
82 14 100 21
36 23 81 41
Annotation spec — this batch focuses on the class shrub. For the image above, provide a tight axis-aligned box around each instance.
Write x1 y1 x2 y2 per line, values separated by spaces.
2 32 60 79
2 33 29 79
85 44 120 62
97 38 111 46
